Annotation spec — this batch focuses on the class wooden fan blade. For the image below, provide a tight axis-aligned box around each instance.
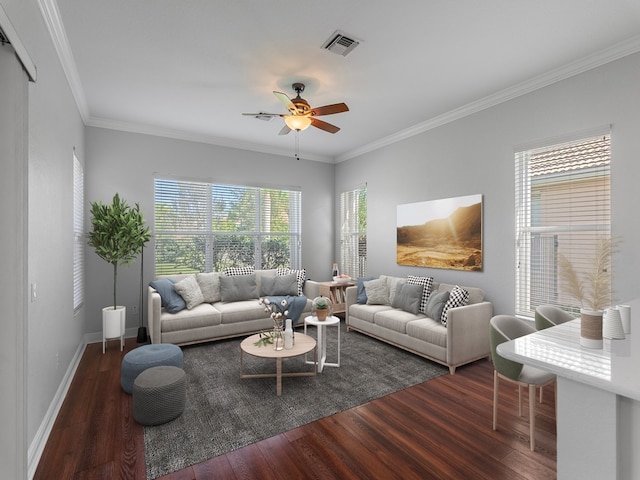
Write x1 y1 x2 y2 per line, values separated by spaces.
311 117 340 134
311 103 349 117
279 124 291 135
273 91 299 114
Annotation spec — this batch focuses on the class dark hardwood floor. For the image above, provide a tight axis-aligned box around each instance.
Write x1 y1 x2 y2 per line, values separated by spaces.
35 336 556 479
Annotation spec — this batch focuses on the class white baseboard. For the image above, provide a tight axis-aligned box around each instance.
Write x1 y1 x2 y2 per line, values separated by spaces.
26 328 139 478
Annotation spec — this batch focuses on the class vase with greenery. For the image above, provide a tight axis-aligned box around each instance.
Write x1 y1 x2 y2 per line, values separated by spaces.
88 193 151 348
559 237 614 348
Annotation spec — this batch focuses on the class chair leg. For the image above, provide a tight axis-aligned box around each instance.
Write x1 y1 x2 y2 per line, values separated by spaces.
493 370 499 431
529 383 536 451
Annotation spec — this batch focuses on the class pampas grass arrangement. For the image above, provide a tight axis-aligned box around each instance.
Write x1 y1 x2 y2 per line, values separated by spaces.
558 237 614 312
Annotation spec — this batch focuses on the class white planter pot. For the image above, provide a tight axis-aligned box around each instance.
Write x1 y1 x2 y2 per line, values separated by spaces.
103 306 126 353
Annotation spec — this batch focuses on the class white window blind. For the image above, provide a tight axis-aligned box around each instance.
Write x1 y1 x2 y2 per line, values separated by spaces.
154 178 302 275
515 132 611 318
73 153 84 311
340 185 367 278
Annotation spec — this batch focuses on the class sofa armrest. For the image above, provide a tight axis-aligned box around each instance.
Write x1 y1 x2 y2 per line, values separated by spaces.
148 286 162 344
302 279 321 300
446 301 493 367
345 286 357 324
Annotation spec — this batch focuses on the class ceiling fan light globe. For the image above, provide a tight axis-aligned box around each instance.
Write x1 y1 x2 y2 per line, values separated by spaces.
284 115 312 131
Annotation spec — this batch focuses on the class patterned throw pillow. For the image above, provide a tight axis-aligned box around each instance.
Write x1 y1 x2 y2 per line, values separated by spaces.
406 275 434 314
440 285 470 326
224 266 255 276
276 268 306 296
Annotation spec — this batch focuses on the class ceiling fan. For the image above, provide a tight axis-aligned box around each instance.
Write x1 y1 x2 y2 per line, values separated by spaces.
243 83 349 135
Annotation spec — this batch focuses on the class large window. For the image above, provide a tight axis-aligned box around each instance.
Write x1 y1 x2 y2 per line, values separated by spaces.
515 132 611 318
340 184 367 278
73 153 84 312
154 178 302 275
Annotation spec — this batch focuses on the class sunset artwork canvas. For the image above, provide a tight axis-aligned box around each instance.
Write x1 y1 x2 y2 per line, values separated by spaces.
397 194 483 271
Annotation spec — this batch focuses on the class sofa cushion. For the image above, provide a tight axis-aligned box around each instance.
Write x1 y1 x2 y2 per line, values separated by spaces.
214 299 267 324
440 285 470 326
348 303 393 323
276 268 306 296
374 309 423 334
173 275 205 310
149 278 186 314
219 274 259 302
406 275 434 313
356 276 377 304
425 290 450 321
407 318 448 349
196 272 221 303
364 278 390 305
261 273 298 296
160 302 221 332
391 283 423 315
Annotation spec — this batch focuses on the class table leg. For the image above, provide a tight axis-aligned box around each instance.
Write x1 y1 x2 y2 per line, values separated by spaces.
276 357 282 396
317 325 326 372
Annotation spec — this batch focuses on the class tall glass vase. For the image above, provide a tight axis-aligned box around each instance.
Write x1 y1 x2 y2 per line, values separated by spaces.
273 325 284 351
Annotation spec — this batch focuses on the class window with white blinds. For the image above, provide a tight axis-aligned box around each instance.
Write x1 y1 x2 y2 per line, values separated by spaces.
515 132 611 318
154 178 302 275
340 185 367 278
73 153 84 312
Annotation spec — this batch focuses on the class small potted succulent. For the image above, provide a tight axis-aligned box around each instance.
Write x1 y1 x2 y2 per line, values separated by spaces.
312 296 332 321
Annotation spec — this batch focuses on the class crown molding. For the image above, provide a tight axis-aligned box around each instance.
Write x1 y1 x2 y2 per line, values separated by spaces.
38 0 89 120
336 34 640 163
85 116 334 163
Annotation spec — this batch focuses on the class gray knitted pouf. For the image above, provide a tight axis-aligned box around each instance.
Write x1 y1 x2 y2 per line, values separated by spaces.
132 365 186 426
121 343 183 394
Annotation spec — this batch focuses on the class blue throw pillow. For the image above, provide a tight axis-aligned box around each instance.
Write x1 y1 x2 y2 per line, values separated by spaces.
357 276 377 304
150 278 186 314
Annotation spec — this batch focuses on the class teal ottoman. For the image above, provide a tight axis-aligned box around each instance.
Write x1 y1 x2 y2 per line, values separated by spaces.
120 343 183 394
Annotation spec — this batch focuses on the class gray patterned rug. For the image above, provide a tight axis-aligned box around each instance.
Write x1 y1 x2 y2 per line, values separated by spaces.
144 321 447 479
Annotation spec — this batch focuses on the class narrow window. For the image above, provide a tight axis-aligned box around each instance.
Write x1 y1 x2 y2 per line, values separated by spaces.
340 184 367 278
73 153 84 311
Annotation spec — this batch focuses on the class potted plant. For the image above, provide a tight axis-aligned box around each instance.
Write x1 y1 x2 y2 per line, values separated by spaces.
87 193 151 350
312 296 332 321
559 237 614 349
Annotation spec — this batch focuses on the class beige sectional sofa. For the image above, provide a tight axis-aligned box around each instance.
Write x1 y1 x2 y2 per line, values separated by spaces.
147 268 320 345
345 275 493 374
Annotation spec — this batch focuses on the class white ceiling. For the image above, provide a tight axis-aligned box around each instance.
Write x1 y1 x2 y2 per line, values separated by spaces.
51 0 640 162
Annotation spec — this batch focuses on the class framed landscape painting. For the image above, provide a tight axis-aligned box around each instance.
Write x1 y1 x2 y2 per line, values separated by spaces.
397 194 483 271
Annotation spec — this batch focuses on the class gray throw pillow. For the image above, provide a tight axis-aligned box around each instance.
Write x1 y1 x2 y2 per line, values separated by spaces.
149 278 186 314
391 282 423 314
196 272 221 303
364 278 390 305
261 273 298 296
173 275 205 310
425 290 450 322
219 274 259 302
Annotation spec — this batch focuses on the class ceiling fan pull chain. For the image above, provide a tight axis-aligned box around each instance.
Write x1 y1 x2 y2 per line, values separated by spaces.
294 130 300 160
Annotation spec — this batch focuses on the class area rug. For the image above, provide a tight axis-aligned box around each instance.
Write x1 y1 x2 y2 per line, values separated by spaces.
144 322 447 479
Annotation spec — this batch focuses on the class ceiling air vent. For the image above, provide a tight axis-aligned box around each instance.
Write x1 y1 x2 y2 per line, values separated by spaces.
322 30 360 57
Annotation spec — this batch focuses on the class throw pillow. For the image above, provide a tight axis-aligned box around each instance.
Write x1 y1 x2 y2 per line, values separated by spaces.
364 278 390 305
219 274 259 302
381 275 406 305
173 275 205 310
196 272 221 303
149 278 186 314
440 285 470 326
357 276 377 304
224 266 255 276
425 290 450 322
407 275 434 314
276 268 306 296
391 282 423 314
261 273 298 296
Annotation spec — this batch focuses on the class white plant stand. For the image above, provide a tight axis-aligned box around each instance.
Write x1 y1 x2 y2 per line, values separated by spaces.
102 306 125 353
304 315 340 372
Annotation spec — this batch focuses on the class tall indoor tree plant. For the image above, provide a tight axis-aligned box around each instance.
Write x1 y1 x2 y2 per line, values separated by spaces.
88 193 151 351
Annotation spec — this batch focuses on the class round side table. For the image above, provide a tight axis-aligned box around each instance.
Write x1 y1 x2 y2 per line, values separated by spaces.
304 315 340 372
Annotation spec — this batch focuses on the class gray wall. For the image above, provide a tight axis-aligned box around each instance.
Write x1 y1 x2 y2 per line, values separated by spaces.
84 127 335 336
336 52 640 316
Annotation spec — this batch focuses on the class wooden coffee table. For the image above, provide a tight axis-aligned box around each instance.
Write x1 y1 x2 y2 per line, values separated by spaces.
240 332 317 396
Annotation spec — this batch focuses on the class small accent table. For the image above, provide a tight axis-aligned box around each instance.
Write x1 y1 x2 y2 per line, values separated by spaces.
318 281 356 316
240 332 316 396
304 315 341 372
